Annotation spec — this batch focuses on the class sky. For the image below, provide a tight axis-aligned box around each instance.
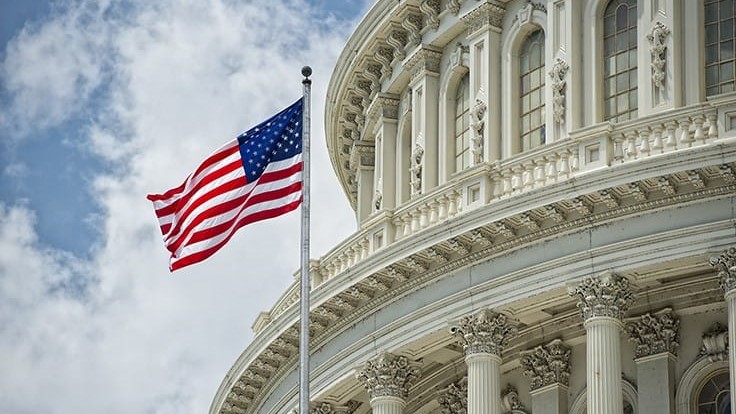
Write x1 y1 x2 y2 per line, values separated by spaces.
0 0 369 413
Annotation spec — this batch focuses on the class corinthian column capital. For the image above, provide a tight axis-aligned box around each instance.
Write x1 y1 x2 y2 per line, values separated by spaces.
710 247 736 294
520 339 571 391
449 308 518 356
626 308 680 358
356 352 421 400
437 378 467 414
568 272 635 321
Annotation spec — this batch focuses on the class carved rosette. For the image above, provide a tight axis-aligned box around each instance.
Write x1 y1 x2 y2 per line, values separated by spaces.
568 272 635 321
626 308 680 358
709 247 736 294
647 21 671 89
520 339 571 391
461 1 506 34
310 402 353 414
437 378 468 414
549 58 569 124
356 353 421 400
449 308 518 356
470 99 487 164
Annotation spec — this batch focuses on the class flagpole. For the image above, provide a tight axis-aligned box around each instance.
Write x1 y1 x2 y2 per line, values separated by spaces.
299 66 312 414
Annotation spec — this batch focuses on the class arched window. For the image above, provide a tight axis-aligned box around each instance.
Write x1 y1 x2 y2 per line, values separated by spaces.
696 371 730 414
705 0 736 96
454 73 471 172
603 0 638 122
519 29 545 152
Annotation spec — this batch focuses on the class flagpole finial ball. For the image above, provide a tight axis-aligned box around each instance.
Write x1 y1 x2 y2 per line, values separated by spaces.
301 66 312 78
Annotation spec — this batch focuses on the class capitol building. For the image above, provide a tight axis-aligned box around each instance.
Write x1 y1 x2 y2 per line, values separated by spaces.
211 0 736 413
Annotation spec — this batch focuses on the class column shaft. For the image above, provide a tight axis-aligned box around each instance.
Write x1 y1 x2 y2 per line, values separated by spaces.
371 396 405 414
466 353 502 414
727 291 736 406
585 317 623 414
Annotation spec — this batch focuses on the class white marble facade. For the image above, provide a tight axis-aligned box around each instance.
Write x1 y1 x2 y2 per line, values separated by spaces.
211 1 736 414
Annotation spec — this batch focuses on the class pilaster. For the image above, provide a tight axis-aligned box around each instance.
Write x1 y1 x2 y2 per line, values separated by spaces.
450 308 517 414
349 141 375 222
569 272 635 414
709 247 736 405
407 47 441 196
520 339 570 414
356 352 421 414
462 1 505 162
368 94 400 211
626 308 679 414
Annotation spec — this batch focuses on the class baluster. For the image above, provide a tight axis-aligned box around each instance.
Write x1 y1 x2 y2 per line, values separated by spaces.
503 168 513 197
546 155 558 182
613 133 625 163
361 239 369 260
651 124 663 152
707 112 718 138
402 215 411 237
664 120 678 149
392 217 403 241
429 200 439 224
449 190 460 216
625 130 637 159
638 127 651 157
534 160 545 187
490 169 503 199
692 114 705 144
420 204 430 228
437 195 448 220
559 151 570 177
512 166 524 192
570 148 580 172
409 210 419 233
679 117 693 146
523 163 534 189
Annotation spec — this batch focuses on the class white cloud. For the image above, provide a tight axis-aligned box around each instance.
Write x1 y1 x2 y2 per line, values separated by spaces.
0 1 358 413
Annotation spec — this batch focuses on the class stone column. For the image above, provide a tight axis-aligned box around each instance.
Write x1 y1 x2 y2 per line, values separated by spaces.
625 308 679 414
709 247 736 405
520 339 571 414
462 1 505 162
356 352 421 414
368 94 400 211
569 272 635 414
450 308 518 414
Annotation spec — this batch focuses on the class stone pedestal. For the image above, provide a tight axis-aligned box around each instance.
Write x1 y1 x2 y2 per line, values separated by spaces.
450 308 517 414
569 272 635 414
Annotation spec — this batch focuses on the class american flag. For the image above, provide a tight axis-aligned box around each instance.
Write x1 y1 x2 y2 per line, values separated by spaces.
147 99 303 271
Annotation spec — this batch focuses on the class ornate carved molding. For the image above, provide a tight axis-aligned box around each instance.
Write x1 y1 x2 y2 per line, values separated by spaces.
406 47 443 80
520 339 571 390
309 402 353 414
349 141 375 170
437 378 467 414
700 323 728 362
514 1 547 26
402 12 423 52
449 308 518 356
647 21 671 89
709 247 736 294
470 97 487 164
367 94 400 122
568 271 635 320
626 308 680 358
501 384 528 414
549 58 569 124
410 137 424 197
387 26 408 64
447 0 466 16
449 43 469 70
420 0 441 31
356 353 422 400
462 1 506 34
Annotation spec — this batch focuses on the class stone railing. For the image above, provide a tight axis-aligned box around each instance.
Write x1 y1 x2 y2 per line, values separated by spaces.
260 102 724 330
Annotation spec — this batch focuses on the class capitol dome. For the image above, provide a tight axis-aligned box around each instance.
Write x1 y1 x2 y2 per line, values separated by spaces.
211 1 736 413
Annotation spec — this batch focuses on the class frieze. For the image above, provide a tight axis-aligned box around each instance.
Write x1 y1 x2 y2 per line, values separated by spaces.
569 272 635 320
462 1 506 34
450 308 518 356
626 308 680 358
356 352 422 399
406 47 443 80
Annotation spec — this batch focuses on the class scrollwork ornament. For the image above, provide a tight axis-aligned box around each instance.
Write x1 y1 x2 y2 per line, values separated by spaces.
437 378 467 414
410 139 424 197
470 99 487 164
568 272 635 320
700 323 729 362
420 0 441 31
449 308 518 356
356 353 421 400
647 21 671 89
625 308 680 358
549 58 569 124
501 384 527 413
709 247 736 294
